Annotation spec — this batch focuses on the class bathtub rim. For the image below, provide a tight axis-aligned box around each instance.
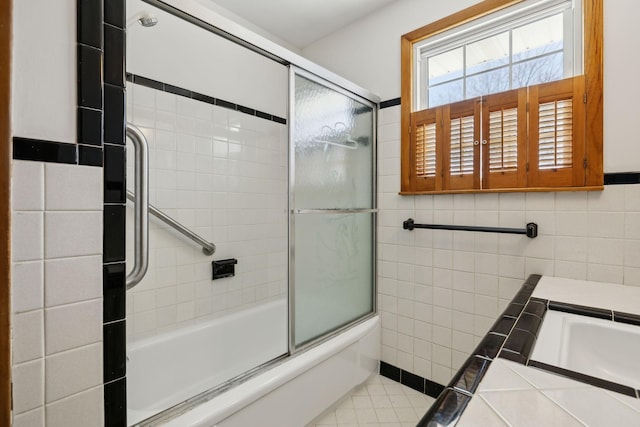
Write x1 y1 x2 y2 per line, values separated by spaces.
132 312 379 426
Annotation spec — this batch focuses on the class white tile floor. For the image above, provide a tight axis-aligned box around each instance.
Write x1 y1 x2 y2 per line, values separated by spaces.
307 374 436 427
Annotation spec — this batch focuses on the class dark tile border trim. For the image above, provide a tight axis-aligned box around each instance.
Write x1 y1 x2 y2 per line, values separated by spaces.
490 279 640 401
604 172 640 185
126 73 287 125
379 97 401 109
528 360 637 398
417 274 544 426
13 137 104 167
379 361 444 399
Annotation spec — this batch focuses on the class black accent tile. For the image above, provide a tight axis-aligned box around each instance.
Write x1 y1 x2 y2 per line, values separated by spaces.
512 290 531 305
216 98 237 110
380 97 401 109
548 301 612 320
77 0 103 48
503 328 536 358
614 311 640 326
104 25 125 88
499 349 528 365
272 116 287 125
192 91 217 105
490 315 517 335
255 110 272 121
104 85 125 145
104 320 126 382
104 0 125 29
604 172 640 185
78 46 103 109
524 299 548 319
103 205 125 263
78 108 103 146
165 84 191 98
416 388 471 427
528 360 637 398
104 144 126 203
514 313 543 336
103 263 125 323
401 369 425 393
126 72 134 83
503 302 525 318
237 105 256 116
104 377 127 427
520 282 537 294
524 273 543 286
380 361 401 382
449 356 491 394
134 75 164 91
425 379 446 399
13 138 77 164
78 145 103 167
472 333 506 359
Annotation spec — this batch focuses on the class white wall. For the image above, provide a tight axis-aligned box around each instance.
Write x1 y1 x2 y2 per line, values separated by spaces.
303 0 640 173
12 0 76 142
127 0 288 118
11 1 106 425
304 0 640 386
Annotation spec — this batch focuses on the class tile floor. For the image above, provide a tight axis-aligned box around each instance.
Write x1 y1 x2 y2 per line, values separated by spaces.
307 374 436 427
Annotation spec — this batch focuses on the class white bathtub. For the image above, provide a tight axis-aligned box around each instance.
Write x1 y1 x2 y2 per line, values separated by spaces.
127 298 380 426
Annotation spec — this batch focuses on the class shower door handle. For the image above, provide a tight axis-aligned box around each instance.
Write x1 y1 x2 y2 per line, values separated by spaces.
126 124 150 290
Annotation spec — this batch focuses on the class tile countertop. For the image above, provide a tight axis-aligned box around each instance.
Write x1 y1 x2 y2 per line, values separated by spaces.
418 276 640 427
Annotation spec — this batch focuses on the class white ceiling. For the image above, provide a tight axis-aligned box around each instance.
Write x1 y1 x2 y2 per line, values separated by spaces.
204 0 399 49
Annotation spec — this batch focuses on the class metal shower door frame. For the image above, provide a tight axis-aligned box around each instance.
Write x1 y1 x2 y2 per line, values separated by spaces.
288 65 378 355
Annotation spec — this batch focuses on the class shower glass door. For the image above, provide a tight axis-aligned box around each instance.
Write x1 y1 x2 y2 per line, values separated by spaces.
291 69 376 347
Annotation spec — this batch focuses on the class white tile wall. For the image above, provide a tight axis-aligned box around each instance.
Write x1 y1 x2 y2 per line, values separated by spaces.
377 105 640 385
11 160 104 426
126 83 288 341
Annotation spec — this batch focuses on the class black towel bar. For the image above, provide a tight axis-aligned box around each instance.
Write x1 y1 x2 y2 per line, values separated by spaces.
403 218 538 238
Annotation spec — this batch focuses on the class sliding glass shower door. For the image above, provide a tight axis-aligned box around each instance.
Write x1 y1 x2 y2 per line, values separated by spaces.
291 69 376 348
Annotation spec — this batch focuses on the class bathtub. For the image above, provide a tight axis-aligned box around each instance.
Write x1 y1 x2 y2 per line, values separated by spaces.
127 298 380 426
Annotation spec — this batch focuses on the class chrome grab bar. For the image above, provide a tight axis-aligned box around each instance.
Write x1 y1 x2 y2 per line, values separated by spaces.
126 191 216 256
126 124 150 290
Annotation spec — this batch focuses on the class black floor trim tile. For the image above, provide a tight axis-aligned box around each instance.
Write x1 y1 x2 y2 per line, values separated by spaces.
401 369 425 393
378 362 445 399
379 361 401 382
425 379 446 399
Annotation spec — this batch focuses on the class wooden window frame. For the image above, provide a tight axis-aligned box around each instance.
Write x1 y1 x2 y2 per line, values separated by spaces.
400 0 603 194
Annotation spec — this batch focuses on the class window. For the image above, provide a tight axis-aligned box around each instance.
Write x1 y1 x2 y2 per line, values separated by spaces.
400 0 602 194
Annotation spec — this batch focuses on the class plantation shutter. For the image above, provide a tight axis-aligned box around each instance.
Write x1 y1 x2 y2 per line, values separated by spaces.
529 76 585 187
410 108 443 191
482 88 527 189
443 99 480 190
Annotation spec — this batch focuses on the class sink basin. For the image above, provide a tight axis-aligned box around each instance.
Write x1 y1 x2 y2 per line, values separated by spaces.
530 310 640 389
